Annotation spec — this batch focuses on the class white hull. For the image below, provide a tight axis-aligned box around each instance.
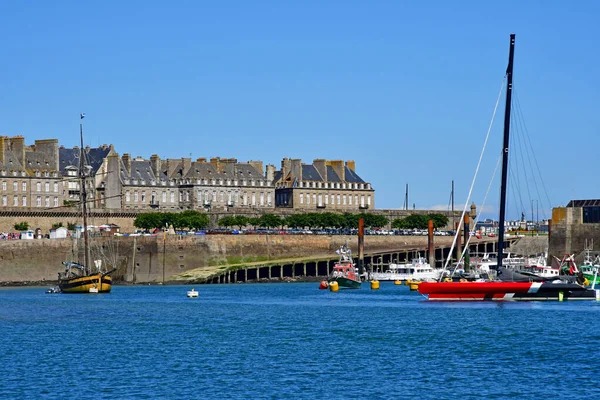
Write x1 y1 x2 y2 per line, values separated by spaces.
371 257 440 282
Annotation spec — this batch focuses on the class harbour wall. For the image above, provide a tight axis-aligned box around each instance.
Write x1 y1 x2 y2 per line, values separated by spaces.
0 234 504 284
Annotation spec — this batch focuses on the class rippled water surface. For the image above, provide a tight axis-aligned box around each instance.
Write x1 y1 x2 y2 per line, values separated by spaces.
2 283 600 399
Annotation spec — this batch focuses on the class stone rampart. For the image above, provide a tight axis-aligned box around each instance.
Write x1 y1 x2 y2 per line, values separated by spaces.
0 234 469 284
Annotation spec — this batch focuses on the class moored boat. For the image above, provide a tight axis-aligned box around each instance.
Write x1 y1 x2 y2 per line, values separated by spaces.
371 255 440 282
57 114 116 294
418 35 597 301
328 244 361 289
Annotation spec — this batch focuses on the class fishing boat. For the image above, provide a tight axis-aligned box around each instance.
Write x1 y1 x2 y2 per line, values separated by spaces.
58 114 116 294
419 34 598 301
328 244 362 289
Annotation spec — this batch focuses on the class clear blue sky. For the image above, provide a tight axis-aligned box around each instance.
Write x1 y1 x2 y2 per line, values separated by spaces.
1 1 598 220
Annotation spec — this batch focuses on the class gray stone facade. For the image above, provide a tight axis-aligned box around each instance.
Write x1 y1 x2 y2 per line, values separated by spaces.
0 136 376 214
273 158 375 211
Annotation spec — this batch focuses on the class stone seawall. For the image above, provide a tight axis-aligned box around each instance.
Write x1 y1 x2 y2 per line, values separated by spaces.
0 234 469 284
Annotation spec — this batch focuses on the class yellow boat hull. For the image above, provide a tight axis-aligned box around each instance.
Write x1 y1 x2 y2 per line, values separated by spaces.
59 273 112 293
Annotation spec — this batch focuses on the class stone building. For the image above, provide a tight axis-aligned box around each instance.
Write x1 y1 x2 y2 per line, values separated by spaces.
273 158 374 210
59 143 114 207
0 136 64 210
101 154 275 211
549 200 600 259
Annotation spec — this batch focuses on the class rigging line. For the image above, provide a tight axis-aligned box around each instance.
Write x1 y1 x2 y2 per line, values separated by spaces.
507 152 524 218
511 103 533 209
508 112 526 213
451 151 503 276
442 77 506 274
513 88 553 216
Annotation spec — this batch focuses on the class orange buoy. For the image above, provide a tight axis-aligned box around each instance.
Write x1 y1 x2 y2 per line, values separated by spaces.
319 280 329 290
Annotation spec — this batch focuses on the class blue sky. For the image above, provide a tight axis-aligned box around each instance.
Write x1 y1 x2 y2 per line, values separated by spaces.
1 1 598 220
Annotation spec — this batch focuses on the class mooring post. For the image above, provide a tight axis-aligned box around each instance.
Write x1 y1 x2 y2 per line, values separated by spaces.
358 217 365 278
463 214 470 271
428 219 434 268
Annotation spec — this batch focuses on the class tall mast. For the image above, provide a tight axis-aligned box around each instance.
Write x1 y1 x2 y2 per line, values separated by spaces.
497 34 515 270
451 180 455 230
80 116 91 272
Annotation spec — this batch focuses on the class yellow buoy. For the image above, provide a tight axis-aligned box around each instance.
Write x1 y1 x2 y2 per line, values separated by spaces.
558 291 564 302
409 281 420 291
394 280 402 285
370 280 380 290
405 279 411 286
329 281 339 292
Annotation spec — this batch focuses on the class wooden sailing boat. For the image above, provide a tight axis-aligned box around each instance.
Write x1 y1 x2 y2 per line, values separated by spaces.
418 34 598 301
58 114 116 294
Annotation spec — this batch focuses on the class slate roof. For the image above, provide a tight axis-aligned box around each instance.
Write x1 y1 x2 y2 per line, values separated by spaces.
0 150 25 171
24 152 51 171
273 164 366 184
567 200 600 207
302 165 323 181
121 160 156 182
59 147 111 176
184 162 222 180
344 166 365 183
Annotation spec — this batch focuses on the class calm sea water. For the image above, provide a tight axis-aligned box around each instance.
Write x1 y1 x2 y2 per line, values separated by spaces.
1 282 600 400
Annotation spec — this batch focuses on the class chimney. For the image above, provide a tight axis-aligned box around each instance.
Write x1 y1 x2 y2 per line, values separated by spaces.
210 157 221 172
291 159 302 181
345 160 356 173
281 158 291 180
248 160 264 176
313 159 327 181
34 139 59 171
266 164 275 182
122 153 131 175
221 158 236 175
196 157 207 163
0 136 5 165
327 160 345 181
150 154 161 178
105 153 122 209
8 136 25 168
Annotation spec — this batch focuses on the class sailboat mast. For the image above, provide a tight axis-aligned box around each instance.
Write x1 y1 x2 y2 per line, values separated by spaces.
80 119 91 272
497 34 515 270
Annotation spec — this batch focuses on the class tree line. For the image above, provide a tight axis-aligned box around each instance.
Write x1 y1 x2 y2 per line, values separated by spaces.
133 211 449 231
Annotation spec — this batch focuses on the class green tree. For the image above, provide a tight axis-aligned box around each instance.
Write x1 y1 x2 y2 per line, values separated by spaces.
259 213 282 228
14 222 29 231
67 222 77 231
247 217 261 229
218 216 236 228
134 213 163 230
392 214 428 229
181 210 209 230
232 215 248 229
427 213 449 229
51 222 63 229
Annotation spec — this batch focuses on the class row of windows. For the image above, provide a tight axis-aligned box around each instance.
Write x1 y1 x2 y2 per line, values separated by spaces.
295 181 369 190
1 181 59 193
299 193 371 207
1 195 59 207
125 191 173 204
196 191 271 206
124 190 273 207
123 179 271 187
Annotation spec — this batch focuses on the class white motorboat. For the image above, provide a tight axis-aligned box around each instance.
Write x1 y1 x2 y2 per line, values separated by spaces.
371 256 440 282
187 288 199 298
